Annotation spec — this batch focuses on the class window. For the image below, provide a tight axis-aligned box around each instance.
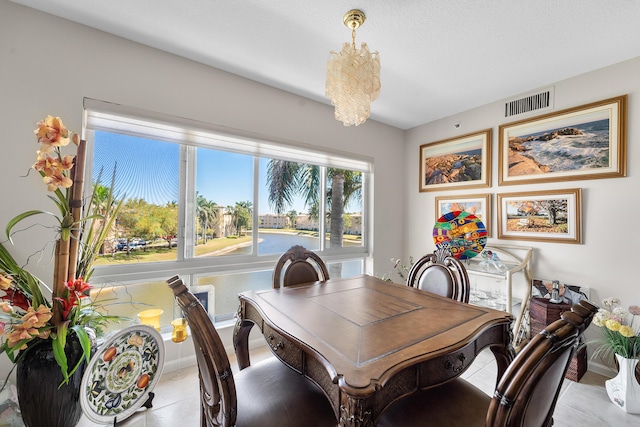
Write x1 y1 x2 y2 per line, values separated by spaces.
84 99 371 327
194 148 254 257
258 158 321 254
93 132 180 262
325 169 363 249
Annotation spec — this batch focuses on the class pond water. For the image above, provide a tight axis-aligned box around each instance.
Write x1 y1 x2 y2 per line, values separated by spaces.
201 232 363 320
225 231 361 256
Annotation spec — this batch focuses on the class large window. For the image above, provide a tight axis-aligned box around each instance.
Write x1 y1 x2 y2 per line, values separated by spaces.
84 100 371 327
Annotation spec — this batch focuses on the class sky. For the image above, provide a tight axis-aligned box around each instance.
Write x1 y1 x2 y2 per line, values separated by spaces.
92 131 360 215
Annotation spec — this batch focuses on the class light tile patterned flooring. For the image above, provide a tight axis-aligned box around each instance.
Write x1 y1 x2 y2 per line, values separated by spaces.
77 346 640 426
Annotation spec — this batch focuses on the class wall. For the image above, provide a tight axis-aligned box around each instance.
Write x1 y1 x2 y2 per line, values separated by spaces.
405 56 640 374
0 1 404 374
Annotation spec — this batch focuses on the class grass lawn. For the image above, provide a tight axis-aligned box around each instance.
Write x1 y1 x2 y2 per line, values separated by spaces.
94 236 252 265
93 230 361 265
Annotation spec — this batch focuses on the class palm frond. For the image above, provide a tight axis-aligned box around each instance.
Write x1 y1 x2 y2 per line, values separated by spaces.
266 160 302 214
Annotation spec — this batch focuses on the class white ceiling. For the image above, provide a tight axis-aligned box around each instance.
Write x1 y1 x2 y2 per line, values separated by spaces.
11 0 640 130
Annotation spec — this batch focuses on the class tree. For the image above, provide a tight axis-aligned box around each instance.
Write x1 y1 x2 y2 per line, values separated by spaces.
155 202 178 248
116 198 178 250
516 200 567 227
231 201 252 236
343 213 353 231
286 210 298 229
196 192 218 244
266 160 361 248
116 198 146 252
540 200 567 225
89 183 116 255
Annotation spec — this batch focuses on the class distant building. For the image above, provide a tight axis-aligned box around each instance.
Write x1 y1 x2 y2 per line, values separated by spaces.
259 214 286 229
295 214 319 231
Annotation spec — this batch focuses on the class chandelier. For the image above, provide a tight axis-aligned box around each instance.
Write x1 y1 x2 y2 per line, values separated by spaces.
326 9 380 127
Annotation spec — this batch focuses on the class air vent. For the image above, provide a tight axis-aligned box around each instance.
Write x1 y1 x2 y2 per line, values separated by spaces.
504 87 554 117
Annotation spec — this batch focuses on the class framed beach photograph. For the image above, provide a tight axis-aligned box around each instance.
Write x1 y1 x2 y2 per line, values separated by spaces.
435 193 491 237
419 129 491 192
498 95 626 185
497 188 582 244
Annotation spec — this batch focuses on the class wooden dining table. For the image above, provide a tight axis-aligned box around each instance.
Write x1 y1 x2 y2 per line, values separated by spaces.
233 274 515 427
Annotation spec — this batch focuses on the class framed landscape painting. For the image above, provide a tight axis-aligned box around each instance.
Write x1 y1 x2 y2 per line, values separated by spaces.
419 129 491 192
435 193 491 237
498 95 626 185
497 188 582 244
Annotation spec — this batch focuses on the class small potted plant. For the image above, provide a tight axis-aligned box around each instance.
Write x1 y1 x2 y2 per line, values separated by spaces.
592 297 640 414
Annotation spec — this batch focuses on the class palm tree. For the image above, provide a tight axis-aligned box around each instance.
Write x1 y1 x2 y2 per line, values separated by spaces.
286 210 298 229
229 201 252 236
196 192 218 244
266 160 361 248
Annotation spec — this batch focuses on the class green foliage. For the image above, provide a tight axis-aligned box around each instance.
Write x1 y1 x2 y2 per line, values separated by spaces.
265 161 362 243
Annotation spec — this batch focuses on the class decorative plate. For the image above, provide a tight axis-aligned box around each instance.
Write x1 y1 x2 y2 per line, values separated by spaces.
433 210 487 259
80 325 165 424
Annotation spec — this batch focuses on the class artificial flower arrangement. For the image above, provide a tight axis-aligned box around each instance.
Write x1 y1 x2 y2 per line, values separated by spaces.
381 256 414 282
0 115 124 385
592 297 640 360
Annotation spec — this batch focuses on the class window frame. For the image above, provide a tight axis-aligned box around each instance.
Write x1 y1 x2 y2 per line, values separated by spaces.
82 99 372 304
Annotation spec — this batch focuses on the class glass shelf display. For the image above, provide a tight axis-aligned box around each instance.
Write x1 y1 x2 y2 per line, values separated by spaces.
464 244 533 349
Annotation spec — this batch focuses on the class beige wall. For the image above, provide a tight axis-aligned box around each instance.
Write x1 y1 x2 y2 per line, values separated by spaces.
405 56 640 374
0 1 404 282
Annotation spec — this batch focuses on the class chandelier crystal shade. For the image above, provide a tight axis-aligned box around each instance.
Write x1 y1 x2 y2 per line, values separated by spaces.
326 9 380 127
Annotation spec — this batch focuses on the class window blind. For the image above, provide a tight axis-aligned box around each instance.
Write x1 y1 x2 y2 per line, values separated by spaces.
83 98 372 173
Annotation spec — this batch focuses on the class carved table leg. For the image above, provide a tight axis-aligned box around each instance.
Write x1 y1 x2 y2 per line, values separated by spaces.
489 325 516 387
339 395 374 427
232 305 254 371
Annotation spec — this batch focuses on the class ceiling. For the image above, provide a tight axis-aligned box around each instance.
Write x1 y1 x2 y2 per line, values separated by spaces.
11 0 640 130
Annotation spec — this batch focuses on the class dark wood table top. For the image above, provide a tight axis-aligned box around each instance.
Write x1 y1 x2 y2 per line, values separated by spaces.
235 274 514 425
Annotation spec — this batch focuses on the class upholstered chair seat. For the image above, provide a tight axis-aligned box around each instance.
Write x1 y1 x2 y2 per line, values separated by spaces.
167 275 336 427
377 300 598 427
234 357 336 427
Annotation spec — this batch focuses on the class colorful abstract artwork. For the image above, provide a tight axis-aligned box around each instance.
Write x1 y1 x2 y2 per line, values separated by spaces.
433 210 487 259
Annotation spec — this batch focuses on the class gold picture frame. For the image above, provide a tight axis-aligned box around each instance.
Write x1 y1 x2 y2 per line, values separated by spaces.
497 188 582 244
419 129 491 192
498 95 626 185
435 193 491 237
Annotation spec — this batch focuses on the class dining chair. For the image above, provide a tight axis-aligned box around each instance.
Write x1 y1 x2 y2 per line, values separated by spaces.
272 245 329 289
376 301 597 427
166 275 336 427
406 246 470 303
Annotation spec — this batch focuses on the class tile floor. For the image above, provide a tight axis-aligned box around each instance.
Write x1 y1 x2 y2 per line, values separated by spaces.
77 346 639 426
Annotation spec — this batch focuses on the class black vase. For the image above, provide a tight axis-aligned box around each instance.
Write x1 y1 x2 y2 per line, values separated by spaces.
16 335 89 427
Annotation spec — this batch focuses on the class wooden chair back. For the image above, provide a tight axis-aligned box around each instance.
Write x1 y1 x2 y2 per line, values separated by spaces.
272 245 329 289
486 303 596 426
167 275 237 427
406 246 470 303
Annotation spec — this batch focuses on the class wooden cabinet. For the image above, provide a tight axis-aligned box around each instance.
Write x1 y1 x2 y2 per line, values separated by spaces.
464 244 533 349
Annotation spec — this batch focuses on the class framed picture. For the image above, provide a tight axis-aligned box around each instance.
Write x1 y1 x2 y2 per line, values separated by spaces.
419 129 491 192
435 193 491 237
189 284 214 318
497 188 582 244
498 95 626 185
